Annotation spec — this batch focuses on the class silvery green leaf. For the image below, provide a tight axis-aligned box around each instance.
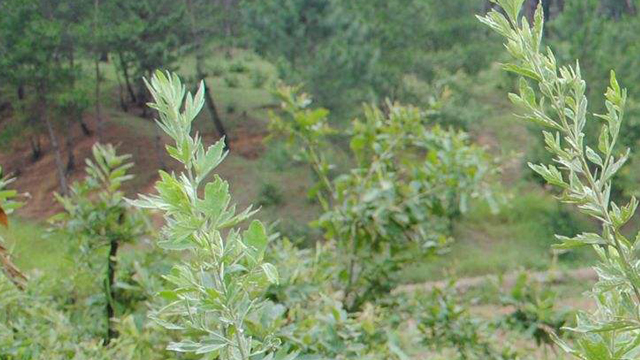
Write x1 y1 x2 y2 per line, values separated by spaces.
244 220 268 263
262 263 279 284
553 233 607 250
586 147 603 167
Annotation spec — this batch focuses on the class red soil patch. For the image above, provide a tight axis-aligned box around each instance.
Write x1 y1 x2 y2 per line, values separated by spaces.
0 115 168 219
0 109 267 220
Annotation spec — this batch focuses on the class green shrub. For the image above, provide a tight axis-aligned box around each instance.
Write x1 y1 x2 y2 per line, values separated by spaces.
50 143 147 343
229 61 249 73
262 142 295 171
269 85 502 311
211 62 225 77
251 69 269 88
258 182 284 207
226 102 237 114
224 74 240 88
412 285 520 359
266 239 410 359
499 272 571 350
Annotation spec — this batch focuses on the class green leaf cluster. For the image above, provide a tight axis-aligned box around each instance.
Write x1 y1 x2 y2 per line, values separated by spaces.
269 85 502 311
480 1 640 358
131 71 286 360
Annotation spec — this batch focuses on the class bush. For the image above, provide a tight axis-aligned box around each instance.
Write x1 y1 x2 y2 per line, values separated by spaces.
269 85 502 311
210 62 225 77
251 69 269 88
229 61 249 73
258 182 284 207
224 74 240 88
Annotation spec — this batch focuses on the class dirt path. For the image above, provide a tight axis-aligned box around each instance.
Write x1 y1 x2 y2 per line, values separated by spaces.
394 267 597 294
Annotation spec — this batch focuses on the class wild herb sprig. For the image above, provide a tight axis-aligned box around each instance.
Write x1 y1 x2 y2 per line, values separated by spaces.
131 71 284 360
480 1 640 358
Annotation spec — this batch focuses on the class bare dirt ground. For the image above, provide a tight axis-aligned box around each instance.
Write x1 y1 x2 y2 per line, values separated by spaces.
0 109 267 219
394 267 597 294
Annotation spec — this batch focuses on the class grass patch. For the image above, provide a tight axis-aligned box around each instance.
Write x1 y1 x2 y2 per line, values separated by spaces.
1 218 68 273
400 188 596 283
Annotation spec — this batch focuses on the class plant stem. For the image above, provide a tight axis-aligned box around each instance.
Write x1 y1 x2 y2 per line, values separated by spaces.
105 237 119 343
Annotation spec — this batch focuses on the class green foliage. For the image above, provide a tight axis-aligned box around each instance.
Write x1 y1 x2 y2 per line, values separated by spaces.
258 182 284 207
480 1 640 358
243 0 380 111
251 69 269 89
130 71 285 359
229 61 249 74
211 62 226 77
0 271 177 360
412 285 519 360
226 102 237 114
0 150 175 359
269 85 502 311
0 0 76 130
500 272 570 349
267 239 409 359
225 74 240 88
244 0 501 114
51 143 140 246
50 143 146 342
0 166 24 220
0 275 104 359
105 0 186 103
548 0 640 198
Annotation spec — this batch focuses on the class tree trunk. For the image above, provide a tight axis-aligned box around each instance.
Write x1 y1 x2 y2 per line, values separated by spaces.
202 76 230 151
65 126 75 174
44 120 68 195
17 84 24 101
80 119 92 137
186 0 230 150
113 61 128 112
138 81 150 118
30 136 41 162
39 86 68 195
625 0 637 15
105 237 119 343
223 0 233 37
118 52 137 104
95 57 103 142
